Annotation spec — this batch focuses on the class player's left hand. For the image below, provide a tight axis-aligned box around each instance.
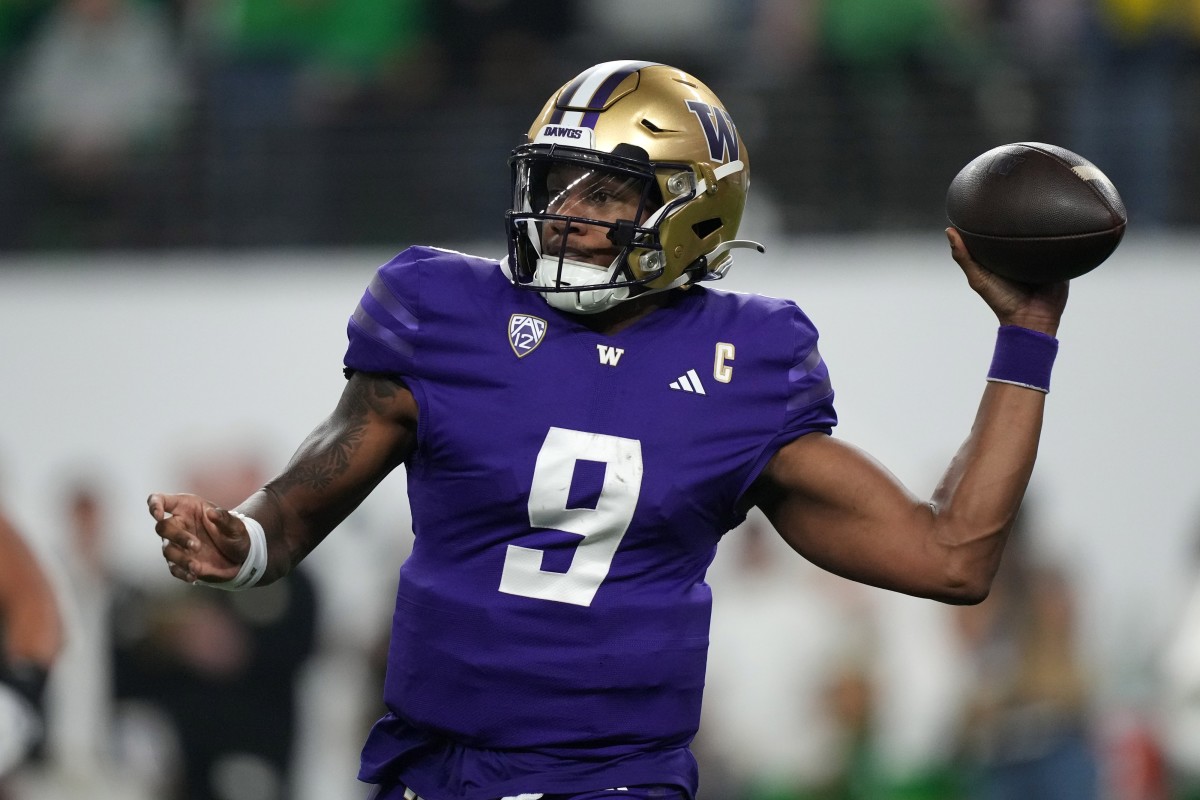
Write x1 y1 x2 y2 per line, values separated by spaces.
147 492 250 585
947 227 1069 337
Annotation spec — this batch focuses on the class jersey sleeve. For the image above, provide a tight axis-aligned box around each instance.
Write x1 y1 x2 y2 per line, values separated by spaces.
740 301 837 496
343 248 423 378
777 302 837 437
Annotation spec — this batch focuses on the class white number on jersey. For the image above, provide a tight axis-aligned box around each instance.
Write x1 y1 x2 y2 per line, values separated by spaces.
499 427 643 606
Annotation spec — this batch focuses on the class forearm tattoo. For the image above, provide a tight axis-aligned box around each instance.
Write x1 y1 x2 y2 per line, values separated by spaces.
274 375 406 493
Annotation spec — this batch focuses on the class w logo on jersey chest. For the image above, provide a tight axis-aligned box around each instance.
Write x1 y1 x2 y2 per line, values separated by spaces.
596 344 624 366
509 314 547 358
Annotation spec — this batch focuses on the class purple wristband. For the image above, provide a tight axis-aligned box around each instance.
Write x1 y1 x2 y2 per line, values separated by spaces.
987 325 1059 393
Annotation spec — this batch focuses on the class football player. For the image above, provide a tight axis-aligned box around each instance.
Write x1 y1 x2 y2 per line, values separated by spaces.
149 61 1069 800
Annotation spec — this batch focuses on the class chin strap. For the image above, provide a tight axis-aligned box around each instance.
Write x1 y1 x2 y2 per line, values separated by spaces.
712 238 766 258
694 238 766 281
634 238 767 305
693 160 746 196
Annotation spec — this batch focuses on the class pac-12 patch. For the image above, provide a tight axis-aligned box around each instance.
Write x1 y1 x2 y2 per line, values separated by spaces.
509 314 547 358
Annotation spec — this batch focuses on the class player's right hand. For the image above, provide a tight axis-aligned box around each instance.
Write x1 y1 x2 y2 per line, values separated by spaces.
947 227 1068 337
147 492 250 585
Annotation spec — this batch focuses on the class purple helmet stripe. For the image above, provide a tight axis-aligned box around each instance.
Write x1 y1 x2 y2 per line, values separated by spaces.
579 61 654 128
549 71 597 124
549 60 658 128
547 66 599 124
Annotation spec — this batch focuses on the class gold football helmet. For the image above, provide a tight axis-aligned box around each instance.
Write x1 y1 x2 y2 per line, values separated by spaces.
505 60 763 314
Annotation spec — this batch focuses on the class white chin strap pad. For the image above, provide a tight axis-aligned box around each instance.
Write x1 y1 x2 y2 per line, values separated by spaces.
534 256 629 315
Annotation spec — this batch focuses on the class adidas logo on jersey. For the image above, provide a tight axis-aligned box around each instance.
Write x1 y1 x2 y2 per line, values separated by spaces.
669 369 706 394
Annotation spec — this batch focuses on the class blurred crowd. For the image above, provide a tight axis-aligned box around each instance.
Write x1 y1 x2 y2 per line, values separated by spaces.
0 0 1198 252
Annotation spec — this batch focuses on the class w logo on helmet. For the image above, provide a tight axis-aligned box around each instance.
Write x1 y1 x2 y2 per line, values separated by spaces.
685 100 740 163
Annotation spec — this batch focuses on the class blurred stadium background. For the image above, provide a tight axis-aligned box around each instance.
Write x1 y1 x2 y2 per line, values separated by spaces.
2 1 1200 800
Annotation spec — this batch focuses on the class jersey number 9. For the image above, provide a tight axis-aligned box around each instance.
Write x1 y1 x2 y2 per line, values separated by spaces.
499 427 643 606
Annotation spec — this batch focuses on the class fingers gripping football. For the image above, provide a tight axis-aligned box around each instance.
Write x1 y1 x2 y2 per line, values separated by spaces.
147 492 250 584
947 227 1068 336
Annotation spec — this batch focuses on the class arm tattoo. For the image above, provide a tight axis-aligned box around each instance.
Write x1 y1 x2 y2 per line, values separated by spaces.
274 375 406 493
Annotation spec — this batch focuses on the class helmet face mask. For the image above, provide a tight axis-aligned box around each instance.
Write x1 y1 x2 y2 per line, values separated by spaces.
505 60 761 315
509 143 691 313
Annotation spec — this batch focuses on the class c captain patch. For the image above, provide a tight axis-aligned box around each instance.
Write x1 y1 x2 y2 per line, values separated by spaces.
509 314 547 358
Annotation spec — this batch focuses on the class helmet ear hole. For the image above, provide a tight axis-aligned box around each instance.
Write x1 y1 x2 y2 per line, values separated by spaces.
692 218 722 239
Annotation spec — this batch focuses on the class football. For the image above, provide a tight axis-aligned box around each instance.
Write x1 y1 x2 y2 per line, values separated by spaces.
945 142 1126 283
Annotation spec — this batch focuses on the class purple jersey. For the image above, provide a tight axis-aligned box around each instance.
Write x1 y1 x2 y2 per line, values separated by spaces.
344 246 836 800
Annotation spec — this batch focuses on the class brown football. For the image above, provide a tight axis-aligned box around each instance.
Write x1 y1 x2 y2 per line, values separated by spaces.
946 142 1126 283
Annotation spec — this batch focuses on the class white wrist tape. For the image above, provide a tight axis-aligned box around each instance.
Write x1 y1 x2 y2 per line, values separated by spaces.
204 511 268 591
